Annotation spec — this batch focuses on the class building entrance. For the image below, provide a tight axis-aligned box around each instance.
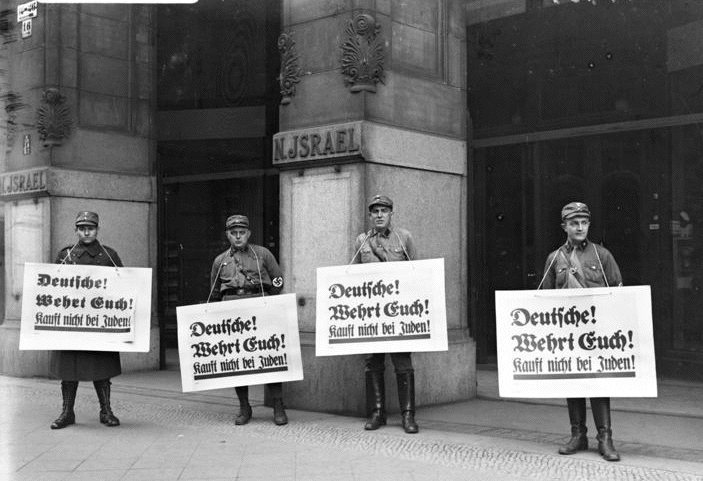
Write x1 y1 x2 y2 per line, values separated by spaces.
159 174 279 351
472 131 670 365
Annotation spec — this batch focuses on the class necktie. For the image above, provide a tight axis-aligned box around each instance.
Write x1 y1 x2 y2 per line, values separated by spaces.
369 237 387 262
568 248 586 288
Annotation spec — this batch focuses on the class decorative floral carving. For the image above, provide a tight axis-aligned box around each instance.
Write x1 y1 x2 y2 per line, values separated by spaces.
36 88 72 148
341 13 385 93
277 31 302 105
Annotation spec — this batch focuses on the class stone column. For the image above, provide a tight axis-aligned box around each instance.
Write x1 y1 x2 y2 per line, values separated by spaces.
0 2 157 376
275 0 475 413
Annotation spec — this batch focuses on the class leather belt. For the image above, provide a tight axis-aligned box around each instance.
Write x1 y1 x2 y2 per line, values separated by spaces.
222 288 257 297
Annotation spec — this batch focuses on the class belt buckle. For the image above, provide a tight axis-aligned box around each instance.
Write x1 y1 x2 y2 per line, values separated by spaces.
235 288 247 296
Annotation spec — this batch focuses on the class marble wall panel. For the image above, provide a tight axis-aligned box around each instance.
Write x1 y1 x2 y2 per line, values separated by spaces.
366 71 466 138
392 0 439 31
392 21 439 76
287 0 352 25
79 91 129 130
80 54 129 97
81 4 130 22
80 12 129 60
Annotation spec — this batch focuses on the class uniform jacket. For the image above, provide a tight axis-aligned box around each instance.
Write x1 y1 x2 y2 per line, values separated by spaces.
541 239 622 289
57 241 123 268
353 226 417 264
210 244 283 301
49 241 123 381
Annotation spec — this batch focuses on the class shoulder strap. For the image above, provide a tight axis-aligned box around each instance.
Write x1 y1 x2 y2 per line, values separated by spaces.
592 243 609 288
58 243 79 264
98 243 119 267
394 231 412 261
537 250 559 290
248 245 266 298
206 251 229 303
349 231 372 265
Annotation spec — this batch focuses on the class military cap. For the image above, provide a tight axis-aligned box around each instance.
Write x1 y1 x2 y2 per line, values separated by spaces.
368 195 393 211
75 211 99 227
561 202 590 221
226 214 249 230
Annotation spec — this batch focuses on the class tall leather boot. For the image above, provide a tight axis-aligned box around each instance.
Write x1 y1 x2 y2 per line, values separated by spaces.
558 398 588 454
268 382 288 425
397 371 419 434
272 398 288 425
592 397 620 461
235 386 252 425
94 379 120 427
364 371 386 430
50 381 78 429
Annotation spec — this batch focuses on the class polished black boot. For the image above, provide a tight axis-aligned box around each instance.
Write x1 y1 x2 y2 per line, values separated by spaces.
558 398 588 454
235 386 252 425
51 381 78 429
272 398 288 425
364 371 386 430
592 397 620 461
94 380 120 427
397 371 419 434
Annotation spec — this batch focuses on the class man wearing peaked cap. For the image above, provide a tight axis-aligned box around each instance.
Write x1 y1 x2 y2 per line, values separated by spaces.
561 202 590 221
351 194 419 434
75 211 99 226
49 212 124 430
368 194 393 210
209 214 288 426
226 214 249 229
538 202 623 461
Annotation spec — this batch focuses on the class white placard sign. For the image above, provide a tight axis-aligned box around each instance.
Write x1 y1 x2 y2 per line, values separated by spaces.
176 293 303 392
19 262 152 352
495 286 657 398
315 258 448 356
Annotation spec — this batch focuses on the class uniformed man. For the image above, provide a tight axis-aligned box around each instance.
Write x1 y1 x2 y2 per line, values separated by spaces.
539 202 622 461
209 214 287 425
50 211 122 429
352 195 419 434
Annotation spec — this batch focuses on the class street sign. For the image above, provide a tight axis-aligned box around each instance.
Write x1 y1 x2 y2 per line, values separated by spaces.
21 19 32 39
23 135 31 155
17 1 38 23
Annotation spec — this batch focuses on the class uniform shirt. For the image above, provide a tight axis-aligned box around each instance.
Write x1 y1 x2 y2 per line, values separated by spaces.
210 243 283 300
56 241 123 268
353 226 417 264
542 239 622 289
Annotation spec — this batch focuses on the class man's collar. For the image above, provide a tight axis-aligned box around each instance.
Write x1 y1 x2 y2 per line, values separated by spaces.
371 227 392 238
564 238 590 252
78 241 101 256
230 245 248 255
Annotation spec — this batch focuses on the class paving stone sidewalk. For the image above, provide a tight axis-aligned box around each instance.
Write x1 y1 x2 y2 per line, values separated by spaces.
2 374 703 481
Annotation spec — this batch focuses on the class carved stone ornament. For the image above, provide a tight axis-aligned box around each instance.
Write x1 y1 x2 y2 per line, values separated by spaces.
277 31 302 105
341 13 385 93
36 88 72 148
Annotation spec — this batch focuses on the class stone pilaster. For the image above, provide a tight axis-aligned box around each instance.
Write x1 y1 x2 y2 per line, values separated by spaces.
0 2 157 376
277 0 475 414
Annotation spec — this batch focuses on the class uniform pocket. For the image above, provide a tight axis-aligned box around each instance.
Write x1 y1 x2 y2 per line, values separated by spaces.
360 248 377 263
583 264 603 283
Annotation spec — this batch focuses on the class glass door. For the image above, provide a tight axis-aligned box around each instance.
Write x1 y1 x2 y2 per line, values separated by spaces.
474 130 668 363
